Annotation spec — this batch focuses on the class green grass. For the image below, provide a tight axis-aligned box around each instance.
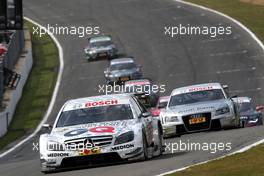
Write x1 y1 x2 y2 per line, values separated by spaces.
186 0 264 42
167 0 264 175
167 144 264 176
0 20 59 150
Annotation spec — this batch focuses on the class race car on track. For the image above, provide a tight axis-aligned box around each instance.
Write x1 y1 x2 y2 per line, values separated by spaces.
104 58 143 85
84 35 118 61
160 83 240 137
39 94 163 173
124 79 159 107
232 97 263 127
150 96 170 117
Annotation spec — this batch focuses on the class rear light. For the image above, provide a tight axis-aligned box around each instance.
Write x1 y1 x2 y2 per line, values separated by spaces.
151 109 160 117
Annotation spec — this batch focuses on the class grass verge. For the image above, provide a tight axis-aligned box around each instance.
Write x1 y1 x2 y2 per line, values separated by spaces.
167 144 264 176
186 0 264 42
0 20 59 150
167 0 264 175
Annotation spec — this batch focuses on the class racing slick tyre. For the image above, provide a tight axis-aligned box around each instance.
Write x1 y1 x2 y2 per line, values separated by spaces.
41 165 56 174
210 119 222 130
107 81 114 86
239 119 246 128
142 133 151 160
259 117 263 125
156 126 163 156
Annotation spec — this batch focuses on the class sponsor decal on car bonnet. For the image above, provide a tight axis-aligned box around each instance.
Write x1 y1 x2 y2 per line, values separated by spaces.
64 129 88 137
89 126 115 133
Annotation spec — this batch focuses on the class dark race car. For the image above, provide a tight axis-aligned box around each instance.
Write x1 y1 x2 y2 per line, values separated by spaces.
104 58 143 85
124 79 159 107
232 97 263 127
84 35 118 61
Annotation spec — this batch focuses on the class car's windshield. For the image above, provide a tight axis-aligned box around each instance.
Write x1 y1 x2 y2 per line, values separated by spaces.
158 101 168 108
110 63 136 71
56 104 133 127
239 102 254 112
169 89 225 107
90 40 112 47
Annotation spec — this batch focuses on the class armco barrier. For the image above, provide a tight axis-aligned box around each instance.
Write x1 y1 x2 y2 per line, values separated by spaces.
0 30 32 138
3 31 24 69
0 31 24 104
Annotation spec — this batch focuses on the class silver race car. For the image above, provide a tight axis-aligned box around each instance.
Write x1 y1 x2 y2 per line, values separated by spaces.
160 83 240 137
104 58 143 85
84 35 118 61
39 94 163 173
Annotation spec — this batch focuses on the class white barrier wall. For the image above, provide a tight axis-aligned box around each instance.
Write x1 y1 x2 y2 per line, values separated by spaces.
0 32 33 137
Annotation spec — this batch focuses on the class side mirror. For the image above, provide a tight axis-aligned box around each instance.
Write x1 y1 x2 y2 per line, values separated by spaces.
222 84 229 97
230 95 238 99
42 124 52 129
104 70 109 76
222 85 228 90
137 65 142 70
141 112 150 118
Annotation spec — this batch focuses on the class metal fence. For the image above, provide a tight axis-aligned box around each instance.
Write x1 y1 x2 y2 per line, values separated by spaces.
0 29 32 138
3 31 25 69
0 30 24 104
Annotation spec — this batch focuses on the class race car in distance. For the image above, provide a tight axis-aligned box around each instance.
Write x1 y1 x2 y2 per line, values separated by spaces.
124 79 159 107
232 97 263 127
39 94 163 173
160 83 240 137
84 35 118 61
104 58 143 85
150 96 170 117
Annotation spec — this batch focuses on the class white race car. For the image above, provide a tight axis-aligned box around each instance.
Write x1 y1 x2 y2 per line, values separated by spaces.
160 83 240 137
39 94 163 173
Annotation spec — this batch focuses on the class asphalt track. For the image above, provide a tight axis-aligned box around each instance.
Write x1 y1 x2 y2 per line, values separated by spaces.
1 0 264 175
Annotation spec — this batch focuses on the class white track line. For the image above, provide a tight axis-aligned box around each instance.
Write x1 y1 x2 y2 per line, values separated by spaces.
0 17 64 158
156 0 264 175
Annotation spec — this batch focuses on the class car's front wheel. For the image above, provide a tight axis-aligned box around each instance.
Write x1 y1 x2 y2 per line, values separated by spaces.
142 133 150 160
239 119 246 128
41 164 56 174
156 126 163 156
259 116 263 125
